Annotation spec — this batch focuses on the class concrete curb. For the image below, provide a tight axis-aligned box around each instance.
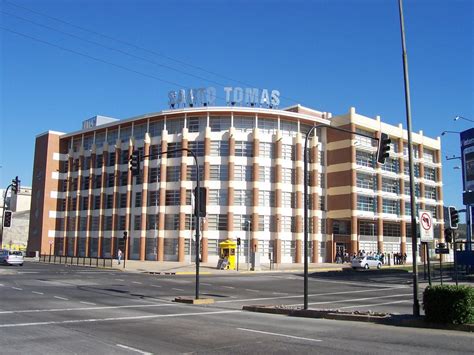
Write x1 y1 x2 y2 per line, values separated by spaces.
242 305 474 333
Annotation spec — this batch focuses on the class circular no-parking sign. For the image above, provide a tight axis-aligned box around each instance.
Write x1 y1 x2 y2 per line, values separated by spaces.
420 212 431 230
418 210 434 241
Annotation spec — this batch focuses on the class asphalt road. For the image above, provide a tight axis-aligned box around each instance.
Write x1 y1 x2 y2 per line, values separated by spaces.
0 262 472 354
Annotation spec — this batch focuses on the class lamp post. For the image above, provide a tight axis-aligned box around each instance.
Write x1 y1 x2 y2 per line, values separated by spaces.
246 219 251 271
454 116 474 124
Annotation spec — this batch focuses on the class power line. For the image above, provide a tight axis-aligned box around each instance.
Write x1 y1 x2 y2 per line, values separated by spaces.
4 0 306 107
1 10 229 89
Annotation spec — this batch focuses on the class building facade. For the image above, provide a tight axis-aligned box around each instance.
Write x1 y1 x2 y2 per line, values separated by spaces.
27 105 444 263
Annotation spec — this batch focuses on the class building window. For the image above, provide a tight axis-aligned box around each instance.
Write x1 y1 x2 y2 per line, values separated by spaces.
105 216 113 231
186 165 204 181
359 221 377 236
357 173 375 190
234 165 252 181
382 178 399 194
210 165 228 181
135 192 142 208
425 186 437 200
165 190 180 206
207 214 227 231
208 189 227 205
210 141 229 156
94 195 101 210
166 142 182 158
164 214 179 230
81 197 89 210
319 196 325 211
424 167 436 181
259 166 273 182
282 144 292 160
148 190 159 206
281 216 291 232
383 223 400 237
282 168 292 184
187 116 204 133
258 118 277 135
355 128 375 147
280 120 297 137
405 202 421 216
333 220 350 235
118 215 126 230
188 141 205 157
423 149 435 163
258 190 274 207
149 120 164 137
356 150 375 168
134 215 141 230
234 116 254 132
235 141 253 157
184 214 197 230
259 142 274 159
233 214 251 231
234 189 252 206
149 167 161 183
167 118 184 135
382 199 399 215
210 116 231 132
282 192 291 208
382 158 399 173
166 166 181 182
404 183 421 197
120 171 128 186
426 204 438 218
404 163 420 177
258 215 271 231
147 214 158 230
119 193 127 208
357 195 376 212
106 194 114 209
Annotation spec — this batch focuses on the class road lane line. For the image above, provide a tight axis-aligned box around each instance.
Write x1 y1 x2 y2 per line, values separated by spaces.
150 285 161 288
32 291 44 295
287 293 412 307
216 286 403 304
80 301 97 306
222 286 235 289
308 277 409 289
132 281 142 284
339 300 411 309
237 328 322 342
115 279 125 281
0 284 4 286
272 292 289 295
18 271 39 274
245 289 260 293
12 287 23 291
172 288 184 291
116 344 152 355
0 310 241 328
53 296 69 301
201 283 212 286
0 303 176 315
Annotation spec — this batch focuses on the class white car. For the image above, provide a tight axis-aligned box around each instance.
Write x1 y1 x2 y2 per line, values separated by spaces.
0 250 24 266
351 256 381 270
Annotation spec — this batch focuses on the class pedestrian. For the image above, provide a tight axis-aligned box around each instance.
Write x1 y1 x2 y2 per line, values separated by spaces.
118 249 122 265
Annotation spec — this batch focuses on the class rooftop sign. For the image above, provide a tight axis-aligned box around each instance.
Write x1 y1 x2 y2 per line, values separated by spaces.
168 87 280 109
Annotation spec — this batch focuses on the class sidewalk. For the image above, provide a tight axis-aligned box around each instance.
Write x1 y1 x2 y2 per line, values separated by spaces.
110 260 352 275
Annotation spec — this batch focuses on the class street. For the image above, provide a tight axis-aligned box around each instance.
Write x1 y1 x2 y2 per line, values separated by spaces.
0 262 472 354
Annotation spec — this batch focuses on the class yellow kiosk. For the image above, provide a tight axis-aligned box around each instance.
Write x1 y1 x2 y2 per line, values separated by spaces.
218 239 237 270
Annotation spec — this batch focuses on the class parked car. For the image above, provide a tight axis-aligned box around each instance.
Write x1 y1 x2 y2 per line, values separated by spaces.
0 250 24 266
351 256 381 270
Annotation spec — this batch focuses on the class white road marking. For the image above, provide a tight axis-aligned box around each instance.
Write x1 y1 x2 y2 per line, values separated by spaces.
80 301 97 306
201 283 212 286
53 296 69 301
245 289 260 293
18 271 39 274
12 287 23 291
339 300 411 309
0 303 175 315
222 286 235 289
308 277 409 289
287 293 412 307
32 291 44 295
132 281 142 284
150 285 161 288
0 310 241 328
0 284 4 286
237 328 322 342
116 344 152 355
216 287 402 304
115 279 125 281
272 292 289 295
172 288 184 291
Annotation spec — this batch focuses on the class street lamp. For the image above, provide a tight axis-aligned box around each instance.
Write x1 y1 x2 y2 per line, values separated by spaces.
441 130 461 136
246 219 251 271
454 115 474 124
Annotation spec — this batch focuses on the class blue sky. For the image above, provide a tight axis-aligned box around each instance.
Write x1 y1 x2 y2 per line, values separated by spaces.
1 0 472 211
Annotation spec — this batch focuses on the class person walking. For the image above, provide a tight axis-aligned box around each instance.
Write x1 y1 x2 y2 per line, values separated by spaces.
118 249 123 265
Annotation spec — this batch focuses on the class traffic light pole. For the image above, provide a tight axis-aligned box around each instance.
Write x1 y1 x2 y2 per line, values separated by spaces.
0 183 13 247
399 0 420 316
304 124 382 310
140 148 201 299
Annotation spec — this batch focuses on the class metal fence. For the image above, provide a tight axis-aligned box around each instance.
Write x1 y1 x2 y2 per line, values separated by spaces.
39 254 113 268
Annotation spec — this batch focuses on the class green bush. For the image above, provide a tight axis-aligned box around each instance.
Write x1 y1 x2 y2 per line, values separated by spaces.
423 285 474 324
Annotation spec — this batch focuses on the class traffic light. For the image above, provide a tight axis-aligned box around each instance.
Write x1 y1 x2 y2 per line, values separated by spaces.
11 176 20 194
3 210 12 228
129 151 140 176
377 133 391 164
194 187 207 217
123 231 128 240
444 228 453 244
448 206 459 229
237 237 241 246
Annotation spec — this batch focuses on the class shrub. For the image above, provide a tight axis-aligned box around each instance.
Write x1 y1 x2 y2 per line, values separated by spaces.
423 285 474 324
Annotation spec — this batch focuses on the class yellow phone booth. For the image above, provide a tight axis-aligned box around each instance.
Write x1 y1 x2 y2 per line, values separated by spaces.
218 239 237 270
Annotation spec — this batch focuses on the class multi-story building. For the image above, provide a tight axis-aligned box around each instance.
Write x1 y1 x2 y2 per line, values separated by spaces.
27 105 444 263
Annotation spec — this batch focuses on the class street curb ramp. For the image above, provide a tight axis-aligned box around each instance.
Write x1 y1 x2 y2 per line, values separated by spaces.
242 305 474 333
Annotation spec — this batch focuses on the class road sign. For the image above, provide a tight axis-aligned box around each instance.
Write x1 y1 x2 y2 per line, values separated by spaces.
435 248 450 254
418 210 434 242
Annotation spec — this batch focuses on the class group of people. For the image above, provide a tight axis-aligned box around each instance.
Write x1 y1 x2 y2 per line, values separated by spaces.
335 249 407 265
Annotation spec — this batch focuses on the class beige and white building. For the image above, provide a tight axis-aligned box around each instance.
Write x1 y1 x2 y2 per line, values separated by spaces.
27 105 444 263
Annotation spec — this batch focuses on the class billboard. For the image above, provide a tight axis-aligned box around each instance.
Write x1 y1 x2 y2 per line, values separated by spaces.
460 128 474 196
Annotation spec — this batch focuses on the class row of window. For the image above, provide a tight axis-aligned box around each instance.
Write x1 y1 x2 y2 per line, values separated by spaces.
356 196 439 217
357 173 439 198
